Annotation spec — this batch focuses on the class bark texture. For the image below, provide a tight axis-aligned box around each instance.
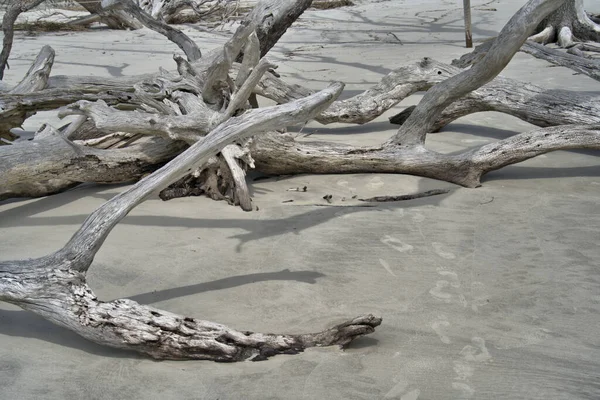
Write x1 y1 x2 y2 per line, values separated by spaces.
2 0 600 363
0 71 382 360
0 0 47 81
530 0 600 47
73 0 143 29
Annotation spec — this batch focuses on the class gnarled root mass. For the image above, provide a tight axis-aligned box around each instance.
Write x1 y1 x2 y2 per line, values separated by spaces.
529 0 600 47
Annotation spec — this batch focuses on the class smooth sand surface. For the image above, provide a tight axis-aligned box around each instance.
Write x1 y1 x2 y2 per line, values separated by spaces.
1 1 600 399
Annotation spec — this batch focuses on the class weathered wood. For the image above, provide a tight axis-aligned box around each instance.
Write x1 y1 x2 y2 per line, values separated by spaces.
520 40 600 81
0 45 55 142
389 59 600 130
463 0 473 48
0 0 47 81
390 0 566 147
221 143 254 211
244 0 314 57
251 125 600 188
0 133 186 200
0 82 382 361
73 0 143 29
104 0 202 61
531 0 600 47
139 0 235 24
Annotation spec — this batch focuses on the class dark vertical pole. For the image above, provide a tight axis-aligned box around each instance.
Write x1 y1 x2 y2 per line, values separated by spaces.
463 0 473 48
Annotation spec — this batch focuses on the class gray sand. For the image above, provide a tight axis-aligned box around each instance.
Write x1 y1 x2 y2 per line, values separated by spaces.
1 1 599 399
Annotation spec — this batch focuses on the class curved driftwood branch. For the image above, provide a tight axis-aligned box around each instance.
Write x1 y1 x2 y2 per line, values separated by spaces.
104 0 202 61
0 82 382 361
390 0 565 146
253 60 458 125
74 0 143 29
389 59 600 130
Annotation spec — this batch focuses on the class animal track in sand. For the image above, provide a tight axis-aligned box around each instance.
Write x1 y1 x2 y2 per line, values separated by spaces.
432 242 456 259
383 380 421 400
429 280 453 303
379 258 398 277
381 235 413 253
429 268 469 307
431 315 451 344
451 337 492 398
368 176 385 190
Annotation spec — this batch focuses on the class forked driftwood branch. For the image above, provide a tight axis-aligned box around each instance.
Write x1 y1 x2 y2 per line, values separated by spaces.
0 80 382 361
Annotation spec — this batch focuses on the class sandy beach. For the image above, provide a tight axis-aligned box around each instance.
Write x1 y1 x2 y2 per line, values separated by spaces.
1 0 600 398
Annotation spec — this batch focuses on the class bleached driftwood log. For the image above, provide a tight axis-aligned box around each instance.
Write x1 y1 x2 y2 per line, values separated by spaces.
3 0 600 202
250 0 600 187
0 81 382 361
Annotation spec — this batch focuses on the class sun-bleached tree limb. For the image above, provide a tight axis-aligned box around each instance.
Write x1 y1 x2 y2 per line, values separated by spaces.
389 59 600 130
0 0 47 81
74 0 143 29
389 0 566 147
244 0 314 57
0 81 382 361
251 125 600 188
520 40 600 81
102 0 202 61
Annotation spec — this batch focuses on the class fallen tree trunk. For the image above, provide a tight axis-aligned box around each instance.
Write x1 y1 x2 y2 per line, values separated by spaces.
3 0 599 202
0 75 382 361
2 0 600 363
0 133 186 200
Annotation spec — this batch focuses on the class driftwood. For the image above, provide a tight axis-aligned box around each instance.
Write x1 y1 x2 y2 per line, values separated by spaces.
136 0 240 24
453 39 600 82
0 0 47 81
529 0 600 47
0 17 382 358
0 81 382 361
389 59 600 130
102 0 202 61
520 41 600 82
0 45 55 143
1 0 600 362
73 0 143 29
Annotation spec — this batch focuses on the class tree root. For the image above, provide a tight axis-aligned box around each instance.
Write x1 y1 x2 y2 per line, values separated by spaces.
529 0 600 47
